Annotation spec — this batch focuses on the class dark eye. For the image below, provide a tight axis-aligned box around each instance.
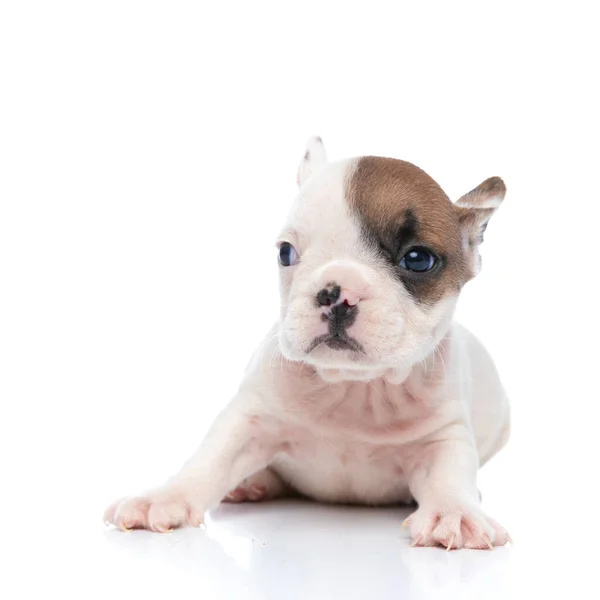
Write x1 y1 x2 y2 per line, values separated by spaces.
278 242 299 267
399 247 436 273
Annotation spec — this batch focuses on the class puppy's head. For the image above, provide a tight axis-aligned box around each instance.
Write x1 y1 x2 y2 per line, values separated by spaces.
277 137 505 381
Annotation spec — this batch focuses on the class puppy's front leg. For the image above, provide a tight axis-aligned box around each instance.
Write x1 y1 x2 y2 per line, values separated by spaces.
402 424 511 550
104 392 275 532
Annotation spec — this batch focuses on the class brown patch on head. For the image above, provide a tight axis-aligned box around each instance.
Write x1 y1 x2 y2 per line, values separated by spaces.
346 156 470 304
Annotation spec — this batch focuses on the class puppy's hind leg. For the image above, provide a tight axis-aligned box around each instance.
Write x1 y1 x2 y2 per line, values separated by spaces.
224 468 289 503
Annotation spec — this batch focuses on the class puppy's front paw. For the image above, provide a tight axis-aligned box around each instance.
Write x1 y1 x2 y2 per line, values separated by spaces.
104 489 205 532
403 502 511 550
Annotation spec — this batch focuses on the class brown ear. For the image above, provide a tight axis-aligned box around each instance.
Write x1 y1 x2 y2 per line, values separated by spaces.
455 177 506 275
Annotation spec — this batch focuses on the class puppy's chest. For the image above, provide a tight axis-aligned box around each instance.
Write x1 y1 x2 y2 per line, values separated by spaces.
262 379 435 504
271 376 439 445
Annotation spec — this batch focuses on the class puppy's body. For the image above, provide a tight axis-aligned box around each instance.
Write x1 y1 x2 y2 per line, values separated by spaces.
238 321 508 506
105 139 511 549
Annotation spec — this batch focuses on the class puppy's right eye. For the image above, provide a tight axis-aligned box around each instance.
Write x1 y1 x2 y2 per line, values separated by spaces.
279 242 299 267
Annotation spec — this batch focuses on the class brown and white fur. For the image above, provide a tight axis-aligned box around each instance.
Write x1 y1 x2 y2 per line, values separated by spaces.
105 137 511 550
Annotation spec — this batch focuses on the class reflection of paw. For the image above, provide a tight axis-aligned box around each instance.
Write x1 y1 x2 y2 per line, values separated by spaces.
403 502 511 550
104 490 205 533
223 469 285 503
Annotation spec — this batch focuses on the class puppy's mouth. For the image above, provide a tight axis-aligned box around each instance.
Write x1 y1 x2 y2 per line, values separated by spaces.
306 333 365 354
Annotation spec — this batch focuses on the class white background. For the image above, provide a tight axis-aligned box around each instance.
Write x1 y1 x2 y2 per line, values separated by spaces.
1 1 599 598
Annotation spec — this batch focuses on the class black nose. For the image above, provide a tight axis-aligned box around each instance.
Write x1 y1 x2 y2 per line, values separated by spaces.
331 301 352 319
322 298 358 332
316 284 341 307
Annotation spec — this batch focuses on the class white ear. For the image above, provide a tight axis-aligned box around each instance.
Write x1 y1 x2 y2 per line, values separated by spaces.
296 136 328 187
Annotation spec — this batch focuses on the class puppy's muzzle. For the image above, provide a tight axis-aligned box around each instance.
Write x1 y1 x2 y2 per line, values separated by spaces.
308 282 363 353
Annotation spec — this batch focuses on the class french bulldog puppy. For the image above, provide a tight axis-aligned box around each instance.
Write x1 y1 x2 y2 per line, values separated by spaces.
105 137 511 550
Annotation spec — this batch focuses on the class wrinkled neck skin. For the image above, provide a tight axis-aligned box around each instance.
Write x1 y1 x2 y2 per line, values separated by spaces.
314 342 442 386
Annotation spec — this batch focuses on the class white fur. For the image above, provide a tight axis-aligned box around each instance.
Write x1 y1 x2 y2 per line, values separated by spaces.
105 140 511 550
296 136 328 187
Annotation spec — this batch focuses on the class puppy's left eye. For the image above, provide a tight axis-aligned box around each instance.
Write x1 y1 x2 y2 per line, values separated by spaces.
399 248 436 272
279 242 299 266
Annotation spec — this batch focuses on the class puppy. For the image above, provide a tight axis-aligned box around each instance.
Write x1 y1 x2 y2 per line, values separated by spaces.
105 137 511 550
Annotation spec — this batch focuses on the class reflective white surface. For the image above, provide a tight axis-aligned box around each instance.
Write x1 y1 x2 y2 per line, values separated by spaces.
103 502 512 599
61 495 587 600
7 477 595 600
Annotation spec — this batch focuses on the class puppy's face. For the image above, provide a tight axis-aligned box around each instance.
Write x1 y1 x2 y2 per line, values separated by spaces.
277 138 505 380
